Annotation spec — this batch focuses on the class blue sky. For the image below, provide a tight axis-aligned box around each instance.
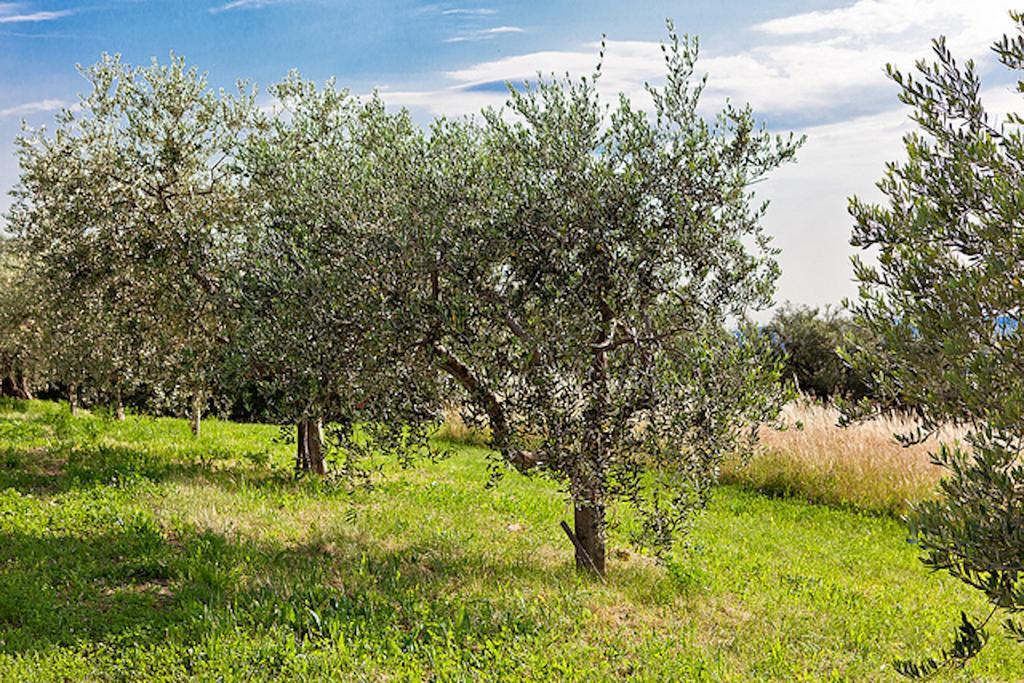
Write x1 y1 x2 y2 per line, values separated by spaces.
0 0 1019 311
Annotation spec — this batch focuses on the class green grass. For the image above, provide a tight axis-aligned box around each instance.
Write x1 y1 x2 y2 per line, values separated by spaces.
0 399 1020 681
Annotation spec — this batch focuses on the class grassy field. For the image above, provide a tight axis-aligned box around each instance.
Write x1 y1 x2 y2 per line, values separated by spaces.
0 400 1020 681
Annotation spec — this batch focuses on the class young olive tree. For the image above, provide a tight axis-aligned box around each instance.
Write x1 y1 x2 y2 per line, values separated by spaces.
232 75 444 474
386 28 800 574
844 13 1024 676
0 243 43 400
9 106 147 417
9 54 254 431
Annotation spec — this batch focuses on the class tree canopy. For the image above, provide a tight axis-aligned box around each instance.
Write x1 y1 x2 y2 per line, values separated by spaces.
7 54 255 430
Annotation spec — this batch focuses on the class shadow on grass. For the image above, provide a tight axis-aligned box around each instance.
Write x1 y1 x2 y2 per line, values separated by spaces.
0 441 213 495
0 402 303 499
0 402 566 670
0 520 559 662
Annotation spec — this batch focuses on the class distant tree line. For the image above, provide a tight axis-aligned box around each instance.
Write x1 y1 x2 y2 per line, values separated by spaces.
762 304 877 404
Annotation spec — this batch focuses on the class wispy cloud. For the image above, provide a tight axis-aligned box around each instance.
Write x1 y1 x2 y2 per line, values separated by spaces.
0 2 74 24
0 98 66 118
209 0 288 14
445 25 524 43
415 5 497 17
419 4 516 44
441 7 496 16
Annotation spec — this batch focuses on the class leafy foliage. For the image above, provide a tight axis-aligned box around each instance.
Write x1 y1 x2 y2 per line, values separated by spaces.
845 12 1024 676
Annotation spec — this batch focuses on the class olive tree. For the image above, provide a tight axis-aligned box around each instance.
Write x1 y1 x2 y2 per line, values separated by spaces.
844 13 1024 676
8 105 148 417
8 54 254 431
383 28 800 574
231 74 444 473
0 244 42 400
765 304 875 402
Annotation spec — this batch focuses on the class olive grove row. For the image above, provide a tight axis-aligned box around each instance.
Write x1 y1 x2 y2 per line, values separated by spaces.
1 28 802 575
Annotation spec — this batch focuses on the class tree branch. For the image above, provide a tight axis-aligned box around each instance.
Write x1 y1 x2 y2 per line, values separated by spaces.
433 342 539 472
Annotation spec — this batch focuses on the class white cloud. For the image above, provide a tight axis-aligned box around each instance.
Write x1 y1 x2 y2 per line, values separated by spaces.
0 5 74 23
445 25 525 43
757 107 911 312
209 0 287 14
702 0 1012 113
0 98 66 118
444 40 654 85
755 0 1007 47
441 8 497 16
377 86 499 118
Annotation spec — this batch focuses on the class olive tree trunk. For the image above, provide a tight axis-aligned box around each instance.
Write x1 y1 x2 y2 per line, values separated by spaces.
2 371 32 400
68 382 79 417
571 297 613 577
114 387 125 421
189 390 203 438
16 371 32 400
295 418 325 475
571 471 606 575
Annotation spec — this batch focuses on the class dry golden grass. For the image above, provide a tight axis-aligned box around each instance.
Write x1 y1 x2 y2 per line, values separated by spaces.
724 402 964 515
436 400 959 515
433 405 491 446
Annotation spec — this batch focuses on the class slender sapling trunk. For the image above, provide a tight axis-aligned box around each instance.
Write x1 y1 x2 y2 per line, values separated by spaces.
115 386 125 421
190 389 203 438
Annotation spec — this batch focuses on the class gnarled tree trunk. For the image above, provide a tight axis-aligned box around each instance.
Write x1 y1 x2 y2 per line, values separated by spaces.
15 371 32 400
571 469 606 575
2 371 32 400
295 418 325 474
